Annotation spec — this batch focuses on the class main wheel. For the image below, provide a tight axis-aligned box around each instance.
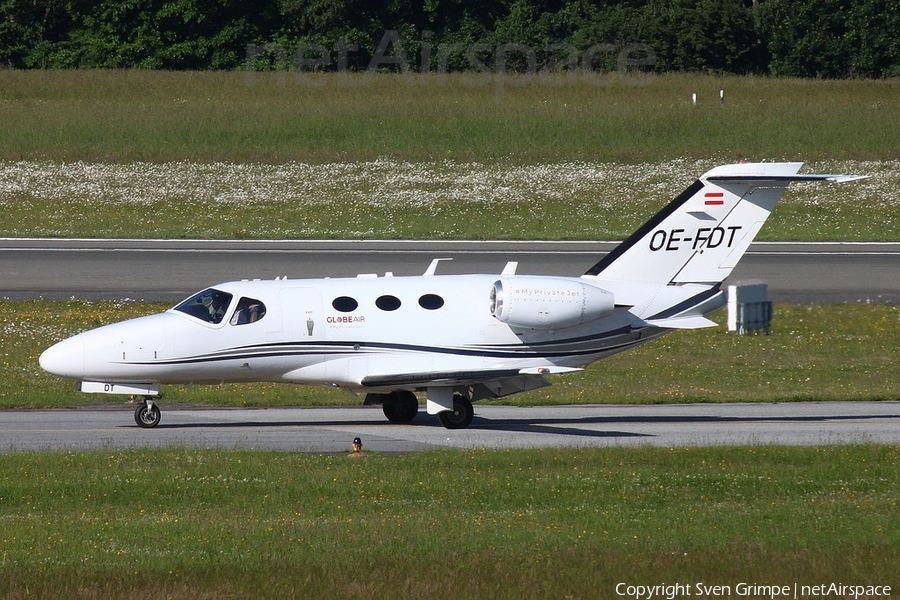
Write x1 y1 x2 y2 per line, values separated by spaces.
438 394 474 430
382 390 419 423
134 401 161 428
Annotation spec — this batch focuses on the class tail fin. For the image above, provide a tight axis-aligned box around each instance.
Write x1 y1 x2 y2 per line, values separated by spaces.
584 162 865 285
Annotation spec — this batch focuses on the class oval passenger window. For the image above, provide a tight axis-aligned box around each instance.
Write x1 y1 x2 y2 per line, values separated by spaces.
418 294 444 310
332 296 359 312
376 295 402 311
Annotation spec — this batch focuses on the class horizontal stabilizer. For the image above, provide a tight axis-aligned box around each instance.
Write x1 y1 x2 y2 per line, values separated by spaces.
826 174 869 183
706 173 869 185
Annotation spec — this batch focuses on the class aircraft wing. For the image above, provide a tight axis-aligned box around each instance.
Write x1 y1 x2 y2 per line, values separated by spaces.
361 368 523 388
360 365 582 398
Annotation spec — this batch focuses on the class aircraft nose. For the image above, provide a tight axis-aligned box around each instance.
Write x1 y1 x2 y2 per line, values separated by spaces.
39 337 85 380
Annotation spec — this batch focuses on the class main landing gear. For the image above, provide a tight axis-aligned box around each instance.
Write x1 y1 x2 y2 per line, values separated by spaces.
438 394 474 430
366 390 420 423
134 396 161 428
382 390 420 423
365 390 475 429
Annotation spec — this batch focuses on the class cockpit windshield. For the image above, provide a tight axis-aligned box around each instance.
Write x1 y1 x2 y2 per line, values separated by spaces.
173 288 233 324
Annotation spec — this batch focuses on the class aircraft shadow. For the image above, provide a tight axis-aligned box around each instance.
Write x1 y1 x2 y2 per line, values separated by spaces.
465 412 899 438
486 413 899 425
149 417 647 440
137 409 898 441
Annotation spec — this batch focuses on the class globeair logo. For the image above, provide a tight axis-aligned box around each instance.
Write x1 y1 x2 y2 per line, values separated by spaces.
327 315 366 324
245 30 656 101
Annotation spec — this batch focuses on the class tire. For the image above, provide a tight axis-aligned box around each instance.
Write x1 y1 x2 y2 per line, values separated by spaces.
438 395 474 430
382 390 419 423
134 402 161 428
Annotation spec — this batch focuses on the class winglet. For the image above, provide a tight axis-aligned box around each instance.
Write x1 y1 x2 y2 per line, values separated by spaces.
641 316 718 330
518 366 584 375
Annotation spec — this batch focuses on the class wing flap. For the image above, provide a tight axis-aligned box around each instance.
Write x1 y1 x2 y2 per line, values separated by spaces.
361 368 523 388
361 364 583 389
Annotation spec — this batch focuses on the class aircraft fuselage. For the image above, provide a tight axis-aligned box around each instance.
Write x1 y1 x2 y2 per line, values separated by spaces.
41 273 648 390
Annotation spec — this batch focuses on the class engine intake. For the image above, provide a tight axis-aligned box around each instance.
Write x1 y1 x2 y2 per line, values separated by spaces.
490 277 615 330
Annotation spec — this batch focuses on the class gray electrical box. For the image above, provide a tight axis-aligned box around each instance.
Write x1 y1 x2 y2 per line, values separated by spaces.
727 282 772 335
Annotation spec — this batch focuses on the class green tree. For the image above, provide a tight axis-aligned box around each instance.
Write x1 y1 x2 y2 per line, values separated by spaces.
845 0 900 77
760 0 853 77
3 0 898 77
631 0 764 73
1 0 82 67
21 0 279 68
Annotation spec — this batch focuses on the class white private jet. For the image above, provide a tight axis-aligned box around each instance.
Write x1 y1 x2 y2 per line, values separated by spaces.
40 162 864 429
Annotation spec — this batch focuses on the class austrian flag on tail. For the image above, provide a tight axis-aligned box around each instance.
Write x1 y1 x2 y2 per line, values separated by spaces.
704 191 725 205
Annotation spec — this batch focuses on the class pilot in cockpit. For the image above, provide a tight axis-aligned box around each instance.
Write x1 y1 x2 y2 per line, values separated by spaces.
204 290 230 322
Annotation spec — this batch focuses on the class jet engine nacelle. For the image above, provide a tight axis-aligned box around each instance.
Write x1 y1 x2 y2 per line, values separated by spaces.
490 277 615 329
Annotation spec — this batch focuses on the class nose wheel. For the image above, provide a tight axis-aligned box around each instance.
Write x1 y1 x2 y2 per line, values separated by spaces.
134 398 161 428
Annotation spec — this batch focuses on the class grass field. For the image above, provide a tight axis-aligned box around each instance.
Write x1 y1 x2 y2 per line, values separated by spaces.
3 300 896 409
2 71 899 164
1 445 897 599
1 158 898 240
2 71 899 241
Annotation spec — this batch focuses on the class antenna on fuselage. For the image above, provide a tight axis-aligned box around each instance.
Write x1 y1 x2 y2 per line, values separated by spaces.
423 258 453 276
501 261 518 275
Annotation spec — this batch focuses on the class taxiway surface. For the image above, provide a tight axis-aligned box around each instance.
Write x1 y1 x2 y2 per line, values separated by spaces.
3 402 898 453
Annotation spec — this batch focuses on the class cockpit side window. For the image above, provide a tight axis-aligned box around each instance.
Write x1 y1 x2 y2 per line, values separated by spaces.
230 297 267 325
174 288 234 324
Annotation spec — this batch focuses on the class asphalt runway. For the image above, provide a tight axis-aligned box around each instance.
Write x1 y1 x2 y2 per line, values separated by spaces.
2 402 899 453
2 239 899 303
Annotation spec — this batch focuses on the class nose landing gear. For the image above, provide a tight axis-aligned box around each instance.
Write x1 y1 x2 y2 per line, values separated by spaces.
134 397 161 428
